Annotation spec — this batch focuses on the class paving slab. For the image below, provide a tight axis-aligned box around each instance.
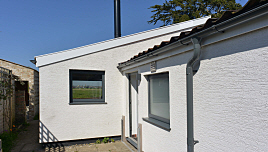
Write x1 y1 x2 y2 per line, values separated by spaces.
62 141 136 152
11 120 136 152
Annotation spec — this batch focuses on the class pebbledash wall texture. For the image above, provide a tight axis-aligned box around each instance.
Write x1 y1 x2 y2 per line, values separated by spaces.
120 20 268 151
0 59 39 120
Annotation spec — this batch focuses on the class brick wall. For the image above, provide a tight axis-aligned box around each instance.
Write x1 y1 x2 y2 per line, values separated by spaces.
15 90 26 124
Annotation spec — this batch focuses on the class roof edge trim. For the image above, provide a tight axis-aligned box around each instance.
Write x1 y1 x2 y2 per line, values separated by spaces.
35 16 210 58
35 16 210 67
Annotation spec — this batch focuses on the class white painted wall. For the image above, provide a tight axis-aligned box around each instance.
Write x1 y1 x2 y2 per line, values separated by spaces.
38 24 202 142
130 73 138 136
123 23 268 151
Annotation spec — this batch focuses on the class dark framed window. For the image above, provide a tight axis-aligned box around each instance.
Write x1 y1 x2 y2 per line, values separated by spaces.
143 72 170 131
69 70 105 104
149 72 170 123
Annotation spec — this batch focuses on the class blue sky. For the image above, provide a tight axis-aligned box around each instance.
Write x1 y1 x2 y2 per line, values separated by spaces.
73 81 102 87
0 0 248 70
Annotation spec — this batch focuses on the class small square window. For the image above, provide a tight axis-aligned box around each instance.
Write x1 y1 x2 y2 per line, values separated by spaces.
148 73 170 123
69 70 105 104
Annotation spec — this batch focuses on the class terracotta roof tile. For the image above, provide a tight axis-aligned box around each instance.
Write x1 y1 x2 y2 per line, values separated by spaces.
118 0 267 67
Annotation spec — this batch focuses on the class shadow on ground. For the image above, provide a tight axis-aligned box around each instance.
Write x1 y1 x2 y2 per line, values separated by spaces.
11 120 136 152
11 120 45 152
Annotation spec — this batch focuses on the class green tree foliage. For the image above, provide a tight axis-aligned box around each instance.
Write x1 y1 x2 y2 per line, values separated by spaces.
148 0 242 26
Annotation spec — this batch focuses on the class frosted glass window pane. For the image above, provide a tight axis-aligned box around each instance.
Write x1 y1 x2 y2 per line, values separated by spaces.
149 73 170 120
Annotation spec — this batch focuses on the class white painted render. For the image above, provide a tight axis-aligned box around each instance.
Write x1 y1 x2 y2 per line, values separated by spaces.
130 73 138 136
35 16 210 67
38 5 268 151
38 18 209 143
122 16 268 151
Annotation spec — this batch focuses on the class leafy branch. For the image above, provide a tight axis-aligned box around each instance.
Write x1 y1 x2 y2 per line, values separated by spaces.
148 0 242 26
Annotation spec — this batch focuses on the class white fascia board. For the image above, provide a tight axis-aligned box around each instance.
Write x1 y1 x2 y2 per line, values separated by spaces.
35 16 210 67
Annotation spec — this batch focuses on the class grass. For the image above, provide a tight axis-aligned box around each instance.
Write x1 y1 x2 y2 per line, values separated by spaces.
0 130 18 152
73 88 102 99
0 122 30 152
33 113 39 120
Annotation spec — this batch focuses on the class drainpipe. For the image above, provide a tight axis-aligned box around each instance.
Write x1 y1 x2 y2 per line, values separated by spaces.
186 37 201 152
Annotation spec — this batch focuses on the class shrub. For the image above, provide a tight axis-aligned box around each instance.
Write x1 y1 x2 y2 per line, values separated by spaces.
33 113 39 120
102 137 109 143
96 139 101 144
0 130 18 152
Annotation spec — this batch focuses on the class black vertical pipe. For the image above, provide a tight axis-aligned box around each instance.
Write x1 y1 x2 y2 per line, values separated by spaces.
114 0 121 38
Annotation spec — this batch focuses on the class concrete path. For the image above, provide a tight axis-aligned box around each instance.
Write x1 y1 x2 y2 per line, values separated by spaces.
11 120 136 152
52 141 136 152
11 120 44 152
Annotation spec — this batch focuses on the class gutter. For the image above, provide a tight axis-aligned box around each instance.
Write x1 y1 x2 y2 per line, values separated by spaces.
186 37 201 152
117 2 268 69
184 4 268 152
30 57 37 65
30 59 36 65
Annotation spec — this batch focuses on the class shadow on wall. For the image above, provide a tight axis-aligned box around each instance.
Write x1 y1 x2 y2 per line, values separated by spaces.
40 121 65 150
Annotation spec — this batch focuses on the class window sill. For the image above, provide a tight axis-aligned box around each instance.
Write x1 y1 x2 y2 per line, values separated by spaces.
143 117 171 131
69 102 107 105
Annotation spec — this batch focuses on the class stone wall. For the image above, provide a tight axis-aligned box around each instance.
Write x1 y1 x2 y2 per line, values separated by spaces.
0 59 39 120
0 67 14 133
0 99 3 133
33 70 39 119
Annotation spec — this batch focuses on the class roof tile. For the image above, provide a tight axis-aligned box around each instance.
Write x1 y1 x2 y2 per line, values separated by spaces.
118 0 267 66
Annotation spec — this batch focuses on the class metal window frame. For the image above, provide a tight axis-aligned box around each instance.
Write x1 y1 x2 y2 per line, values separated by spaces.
142 117 170 131
69 69 105 104
148 72 170 124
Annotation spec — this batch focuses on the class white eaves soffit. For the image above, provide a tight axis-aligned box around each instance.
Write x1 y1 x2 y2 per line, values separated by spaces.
35 16 210 67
